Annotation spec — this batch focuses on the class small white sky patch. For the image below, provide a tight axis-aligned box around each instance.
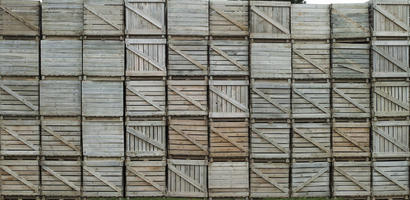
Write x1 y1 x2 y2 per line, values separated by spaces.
306 0 369 4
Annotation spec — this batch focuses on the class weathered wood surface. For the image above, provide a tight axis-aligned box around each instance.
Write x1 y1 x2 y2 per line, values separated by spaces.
125 0 165 35
0 77 39 116
332 82 370 118
167 80 207 116
293 121 331 159
210 120 248 158
209 162 249 197
40 80 81 116
251 120 290 159
84 0 124 36
250 1 290 39
372 0 409 37
126 80 165 116
373 81 409 117
168 38 208 76
331 3 370 39
372 161 409 196
250 162 289 198
126 160 166 197
332 43 370 79
291 4 330 39
0 0 40 36
41 160 81 197
292 81 331 119
372 120 410 158
0 117 39 156
210 0 248 36
82 81 123 117
42 0 84 36
209 39 249 76
251 42 291 79
333 161 371 197
332 120 370 158
292 162 330 197
0 159 39 196
167 0 209 36
126 39 166 77
0 40 39 76
372 40 410 78
41 40 82 76
293 41 330 79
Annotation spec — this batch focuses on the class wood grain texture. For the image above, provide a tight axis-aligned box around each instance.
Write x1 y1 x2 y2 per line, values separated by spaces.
40 80 81 116
210 120 248 158
372 40 410 78
126 39 166 76
126 160 166 197
292 81 330 119
82 81 123 117
331 3 370 39
372 0 409 37
210 39 249 76
0 0 40 36
250 162 289 198
0 77 39 116
84 0 124 36
42 0 84 36
210 0 248 36
41 40 82 76
251 42 291 79
126 80 165 116
167 80 208 116
209 162 249 197
0 40 39 76
41 160 81 197
373 81 409 117
167 0 209 36
292 162 330 197
332 82 370 118
168 38 208 76
0 159 39 196
333 161 371 197
250 1 290 39
125 0 165 35
332 43 370 79
372 120 410 158
251 120 290 159
372 161 409 196
291 4 330 39
332 120 370 158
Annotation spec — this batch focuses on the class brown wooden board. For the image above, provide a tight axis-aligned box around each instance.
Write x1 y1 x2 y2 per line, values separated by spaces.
250 162 289 198
292 121 331 159
41 39 82 76
41 160 81 197
0 159 39 196
291 161 330 197
332 120 370 158
372 0 409 37
251 42 291 79
0 0 40 36
126 160 166 197
332 82 371 118
332 43 370 79
125 0 165 35
372 120 410 158
210 119 248 158
292 81 331 119
373 81 409 117
251 120 290 159
0 40 39 76
372 160 409 197
167 0 209 36
372 40 410 78
167 79 208 116
209 39 249 76
291 4 330 40
333 161 371 197
331 3 370 39
293 41 330 79
82 80 123 117
42 0 84 36
250 1 290 39
83 0 124 36
210 0 248 36
126 80 165 117
40 80 81 116
209 162 249 197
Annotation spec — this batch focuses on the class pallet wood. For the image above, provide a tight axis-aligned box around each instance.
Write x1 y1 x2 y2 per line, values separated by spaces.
84 0 124 36
0 77 39 116
41 160 81 197
168 38 208 76
210 0 248 36
125 0 165 35
373 81 409 117
250 162 289 198
83 40 125 77
251 79 291 119
126 160 166 197
0 40 39 76
332 82 371 118
126 117 166 157
251 42 291 79
167 80 207 116
293 41 330 79
209 39 249 76
83 158 123 197
168 116 208 157
372 120 410 158
372 40 410 78
41 39 82 76
0 0 40 36
167 159 207 198
0 159 39 196
210 120 248 158
291 4 330 40
209 79 249 118
126 39 166 77
292 161 330 197
82 80 123 117
251 120 290 159
167 0 208 36
292 81 331 119
372 0 409 37
126 80 165 116
333 161 371 197
41 117 81 157
40 80 81 116
372 161 409 196
250 1 290 39
42 0 83 36
209 162 249 197
293 121 331 158
332 120 370 158
332 43 370 79
331 3 370 39
0 117 39 156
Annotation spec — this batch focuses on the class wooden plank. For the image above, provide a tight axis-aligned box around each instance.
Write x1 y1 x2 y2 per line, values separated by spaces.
0 5 39 31
250 162 289 198
168 164 205 191
84 4 121 30
125 0 165 35
250 6 289 35
127 127 165 150
0 83 38 111
126 160 165 196
83 165 122 194
42 125 81 153
125 2 162 29
251 167 288 193
42 166 80 192
169 45 207 71
250 1 290 39
1 166 38 193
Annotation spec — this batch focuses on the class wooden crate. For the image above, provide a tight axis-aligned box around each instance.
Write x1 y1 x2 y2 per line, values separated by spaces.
332 43 370 79
167 0 208 36
251 42 291 79
209 39 249 76
126 117 166 157
126 160 166 197
83 0 124 36
331 3 370 39
250 1 290 39
42 0 83 36
292 81 331 119
167 79 207 116
293 41 330 79
251 79 291 119
292 161 330 197
251 120 290 159
291 4 330 40
372 40 410 78
210 119 248 158
293 121 331 159
332 82 371 118
0 77 39 116
373 161 409 197
82 80 123 117
0 159 39 196
372 0 409 37
168 116 208 157
0 40 39 76
83 158 123 197
83 40 125 77
0 0 40 36
210 0 248 36
373 81 409 117
0 117 39 156
41 39 82 76
82 117 124 157
40 80 81 116
373 120 410 158
126 80 165 116
125 0 165 35
209 162 249 197
41 117 81 157
333 120 370 158
41 160 81 197
250 162 289 198
209 79 249 118
125 39 166 77
168 37 208 76
167 159 207 197
333 161 371 197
